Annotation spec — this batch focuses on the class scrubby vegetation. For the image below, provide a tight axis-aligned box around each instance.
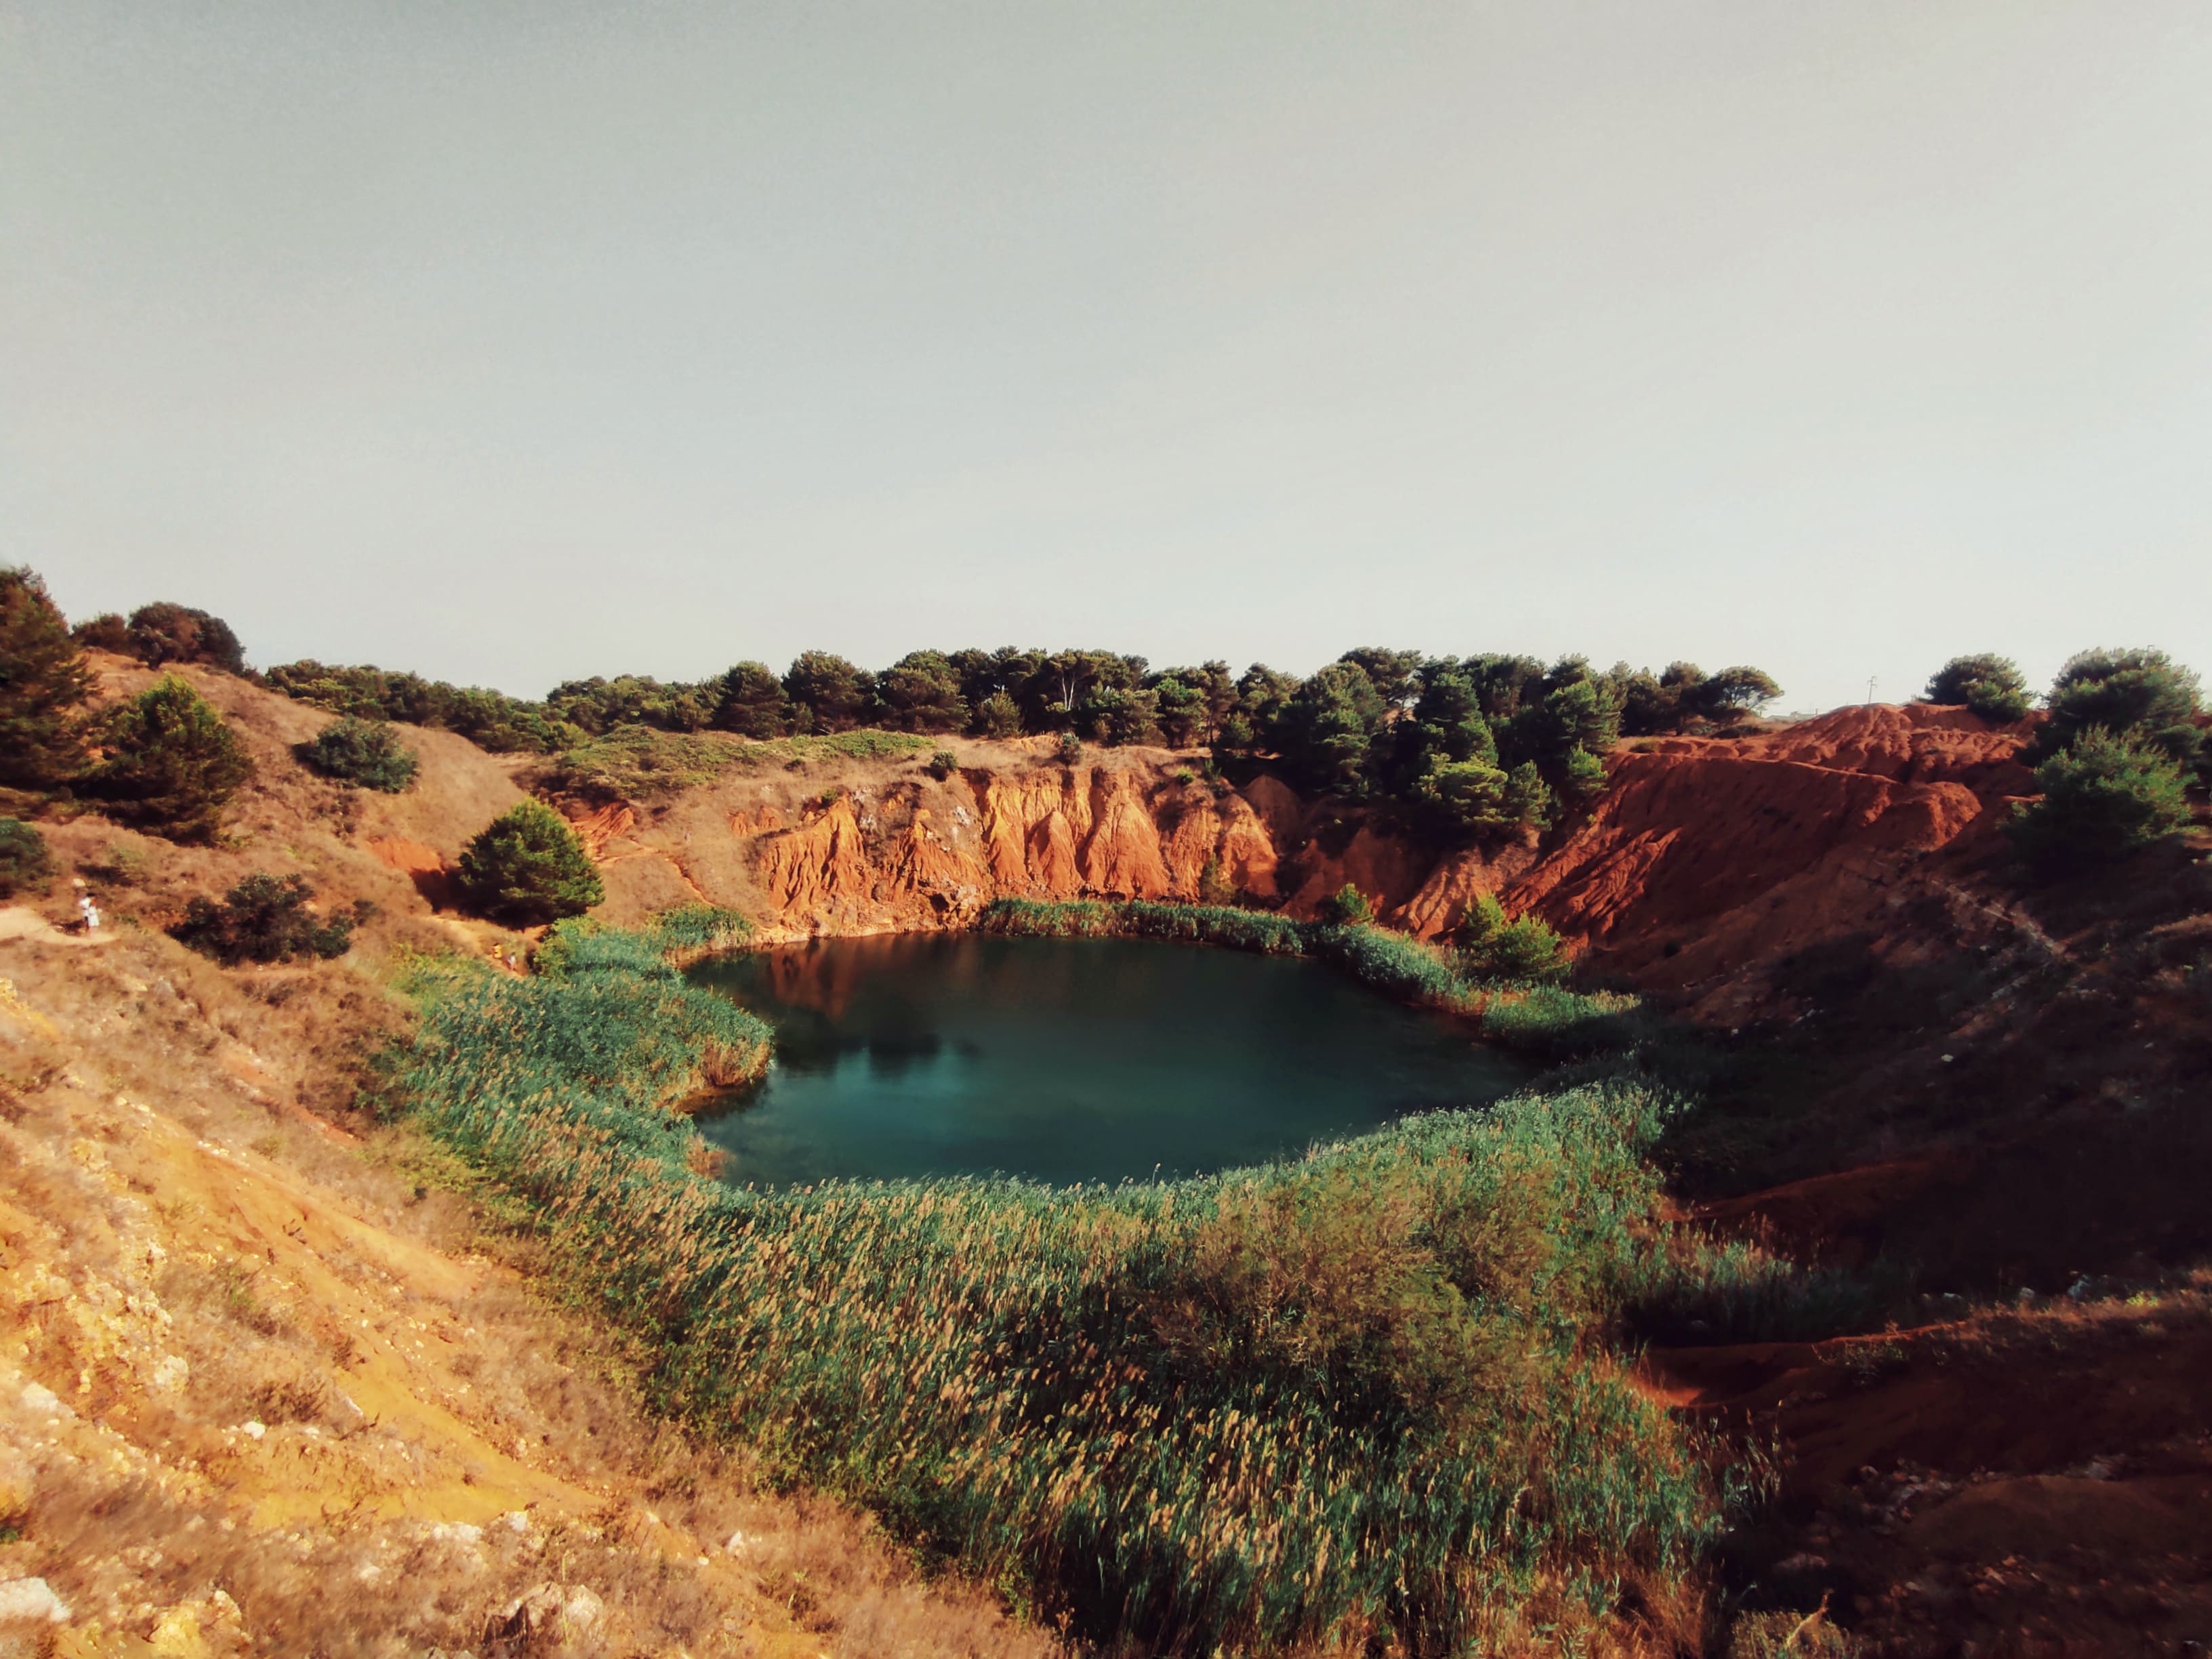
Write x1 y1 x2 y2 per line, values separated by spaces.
295 716 419 792
981 897 1635 1059
2006 647 2206 878
263 659 583 753
86 674 254 842
386 921 1753 1654
170 872 363 965
0 817 53 896
2009 728 2194 877
453 800 605 926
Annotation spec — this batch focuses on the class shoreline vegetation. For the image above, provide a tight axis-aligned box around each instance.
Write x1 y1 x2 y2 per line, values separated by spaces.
981 896 1646 1061
380 907 1891 1653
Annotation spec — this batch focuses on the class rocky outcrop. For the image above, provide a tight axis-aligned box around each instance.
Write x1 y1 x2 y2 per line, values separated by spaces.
562 703 2038 1021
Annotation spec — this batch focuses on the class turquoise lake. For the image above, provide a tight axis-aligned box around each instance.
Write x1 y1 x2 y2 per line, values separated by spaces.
688 933 1531 1187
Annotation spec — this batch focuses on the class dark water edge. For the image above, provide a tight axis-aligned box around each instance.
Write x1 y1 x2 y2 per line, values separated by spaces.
687 932 1532 1188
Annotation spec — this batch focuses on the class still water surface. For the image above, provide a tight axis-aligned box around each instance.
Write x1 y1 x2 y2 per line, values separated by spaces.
688 934 1530 1187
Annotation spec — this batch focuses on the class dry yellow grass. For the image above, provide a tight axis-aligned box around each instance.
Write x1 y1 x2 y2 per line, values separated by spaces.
0 659 1066 1658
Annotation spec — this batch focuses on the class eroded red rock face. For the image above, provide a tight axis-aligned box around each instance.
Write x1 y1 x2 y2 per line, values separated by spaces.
1509 705 2034 1015
564 705 2035 1014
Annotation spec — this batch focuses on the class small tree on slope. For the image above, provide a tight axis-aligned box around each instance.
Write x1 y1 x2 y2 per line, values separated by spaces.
89 675 253 842
454 800 605 926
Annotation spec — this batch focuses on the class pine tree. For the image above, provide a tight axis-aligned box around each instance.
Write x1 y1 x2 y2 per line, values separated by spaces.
454 799 605 925
0 566 96 793
89 676 253 842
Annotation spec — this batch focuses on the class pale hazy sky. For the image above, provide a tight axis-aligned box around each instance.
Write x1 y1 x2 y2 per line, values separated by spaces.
5 3 2208 712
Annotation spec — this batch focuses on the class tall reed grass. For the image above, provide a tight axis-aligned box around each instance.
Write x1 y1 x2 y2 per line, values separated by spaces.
388 923 1750 1654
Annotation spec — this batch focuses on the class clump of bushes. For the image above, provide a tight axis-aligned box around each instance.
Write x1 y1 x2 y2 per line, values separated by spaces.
2009 728 2193 878
0 819 53 897
926 749 958 780
295 717 419 792
2034 647 2203 764
1454 891 1570 983
454 800 604 926
116 602 248 675
1322 882 1374 924
170 873 362 965
264 659 583 754
87 675 253 843
1924 653 2031 722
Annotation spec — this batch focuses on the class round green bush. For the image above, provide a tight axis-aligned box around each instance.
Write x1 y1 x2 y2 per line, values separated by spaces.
454 799 605 926
2037 647 2200 757
1924 653 2031 722
296 717 419 792
88 675 253 843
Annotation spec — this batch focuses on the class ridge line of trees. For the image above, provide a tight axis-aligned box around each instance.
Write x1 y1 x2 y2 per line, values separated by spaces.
14 563 2205 874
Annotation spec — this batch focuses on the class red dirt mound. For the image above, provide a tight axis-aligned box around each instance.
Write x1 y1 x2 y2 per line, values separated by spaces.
1505 705 2032 1009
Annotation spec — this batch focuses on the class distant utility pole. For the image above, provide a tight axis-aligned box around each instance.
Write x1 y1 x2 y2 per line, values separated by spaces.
1866 675 1878 705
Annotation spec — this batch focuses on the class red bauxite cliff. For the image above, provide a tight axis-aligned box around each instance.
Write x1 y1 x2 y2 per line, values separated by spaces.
555 703 2035 1013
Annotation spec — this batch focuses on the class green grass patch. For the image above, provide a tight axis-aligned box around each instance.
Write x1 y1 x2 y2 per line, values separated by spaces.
386 920 1752 1654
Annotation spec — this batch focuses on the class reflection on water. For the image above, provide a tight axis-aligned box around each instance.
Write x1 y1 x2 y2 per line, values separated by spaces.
687 933 1532 1188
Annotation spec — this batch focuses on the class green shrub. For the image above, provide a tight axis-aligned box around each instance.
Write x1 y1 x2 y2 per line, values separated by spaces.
1055 731 1083 764
0 566 96 794
1456 892 1570 983
388 935 1734 1654
169 873 360 965
1322 882 1374 925
1925 653 2031 722
295 717 419 792
87 675 253 843
926 749 958 780
454 800 603 926
2009 727 2192 878
0 819 53 897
